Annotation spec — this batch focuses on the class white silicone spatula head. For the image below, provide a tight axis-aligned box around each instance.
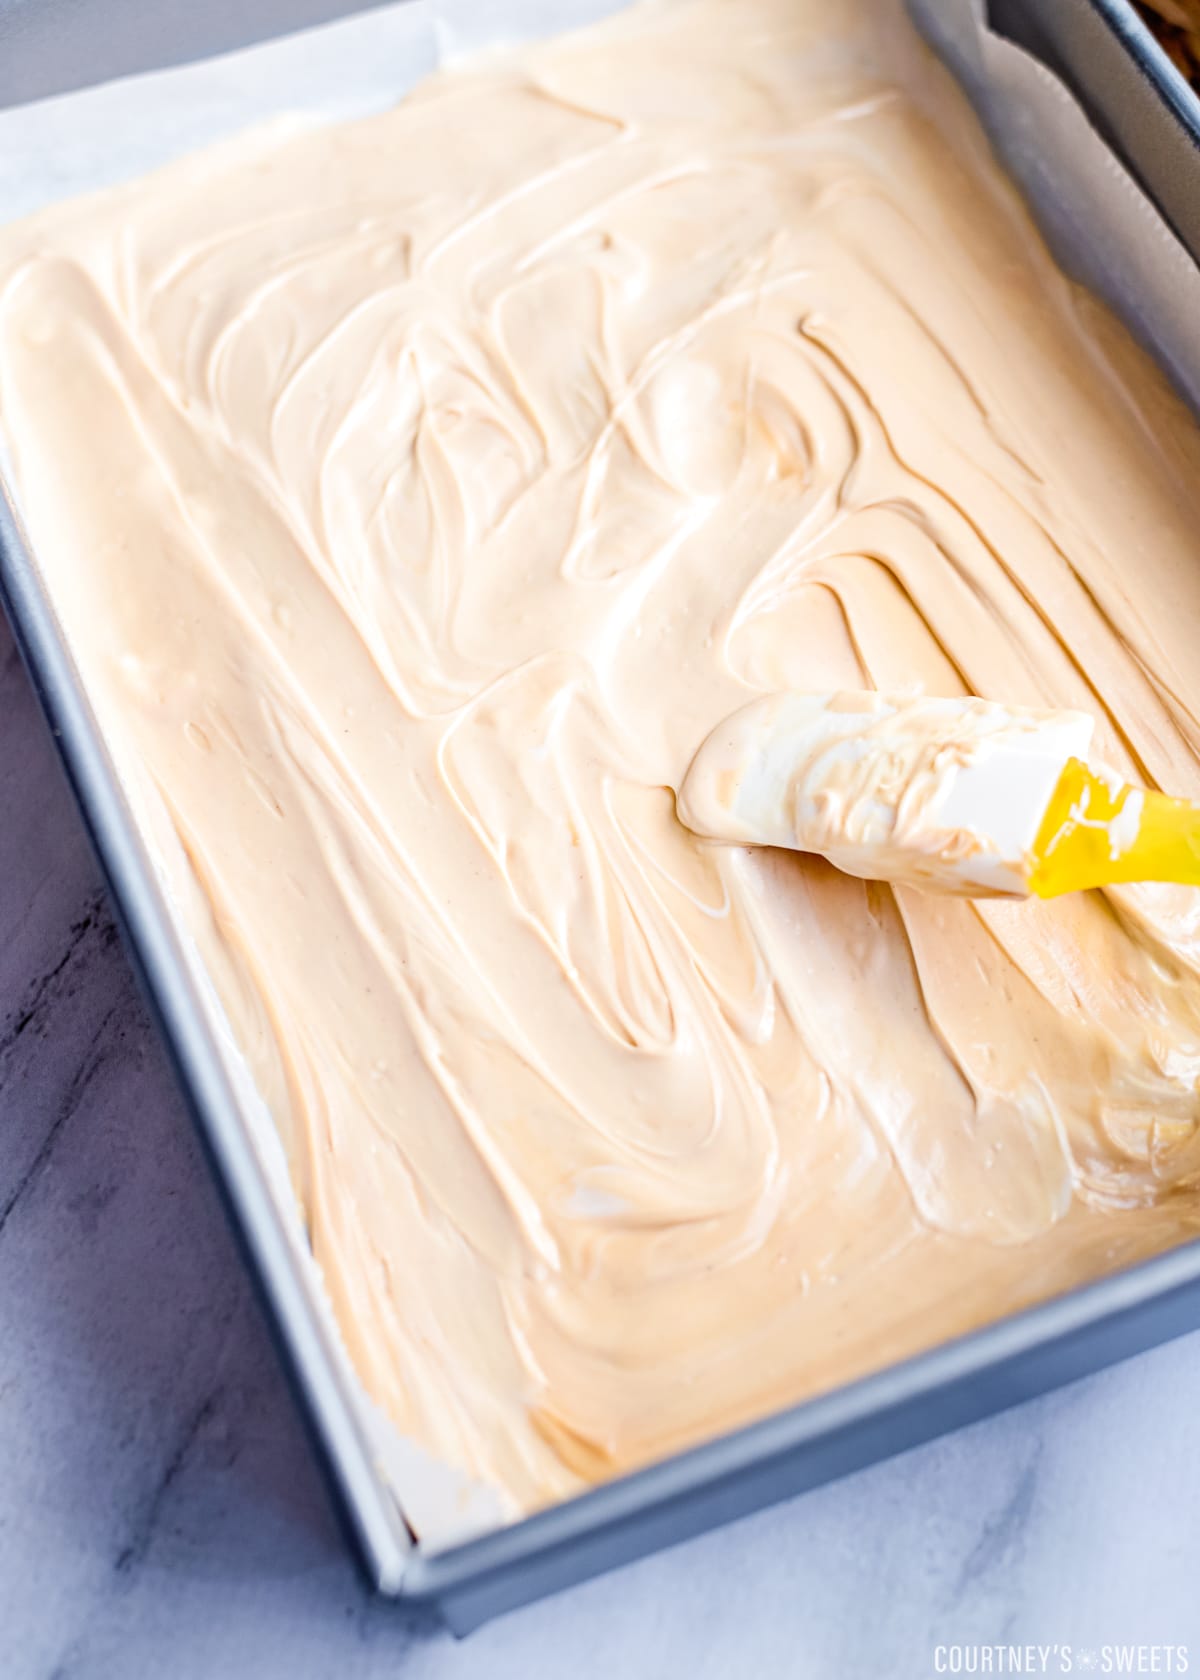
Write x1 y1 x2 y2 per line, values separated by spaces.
677 690 1107 897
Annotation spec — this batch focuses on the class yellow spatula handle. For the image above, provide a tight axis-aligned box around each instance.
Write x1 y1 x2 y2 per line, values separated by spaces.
1028 757 1200 897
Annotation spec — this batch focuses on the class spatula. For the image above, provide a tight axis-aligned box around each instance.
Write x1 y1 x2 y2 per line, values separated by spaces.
676 690 1200 899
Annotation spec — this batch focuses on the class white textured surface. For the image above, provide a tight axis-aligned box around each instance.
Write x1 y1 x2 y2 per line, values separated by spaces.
2 609 1200 1677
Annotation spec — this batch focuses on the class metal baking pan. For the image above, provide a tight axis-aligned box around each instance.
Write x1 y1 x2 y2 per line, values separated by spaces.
3 0 1200 1635
992 0 1200 266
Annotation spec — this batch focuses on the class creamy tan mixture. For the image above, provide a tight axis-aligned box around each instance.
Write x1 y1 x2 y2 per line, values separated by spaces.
4 0 1200 1522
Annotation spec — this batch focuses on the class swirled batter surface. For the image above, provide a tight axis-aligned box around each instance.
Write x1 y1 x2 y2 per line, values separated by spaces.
5 0 1200 1520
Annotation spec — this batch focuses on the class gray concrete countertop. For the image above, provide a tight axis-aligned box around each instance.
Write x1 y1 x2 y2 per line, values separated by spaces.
2 614 1199 1680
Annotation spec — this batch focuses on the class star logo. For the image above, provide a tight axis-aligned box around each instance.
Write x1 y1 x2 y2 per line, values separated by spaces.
1076 1652 1099 1674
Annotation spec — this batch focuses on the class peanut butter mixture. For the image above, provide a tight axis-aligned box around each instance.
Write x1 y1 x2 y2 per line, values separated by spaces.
3 0 1200 1520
